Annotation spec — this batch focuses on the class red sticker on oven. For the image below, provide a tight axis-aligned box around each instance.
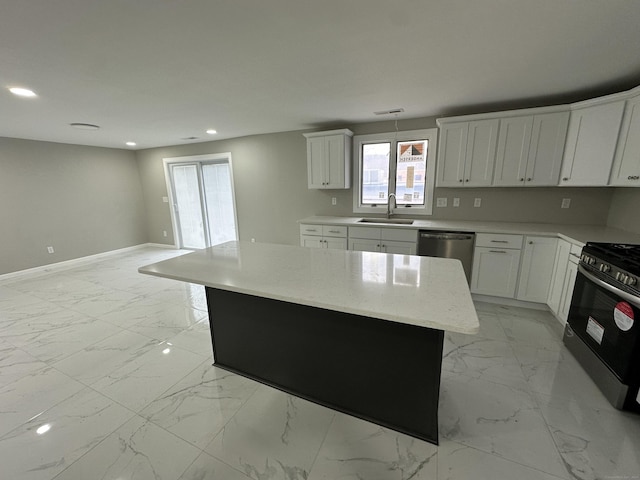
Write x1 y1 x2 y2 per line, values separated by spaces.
614 302 634 331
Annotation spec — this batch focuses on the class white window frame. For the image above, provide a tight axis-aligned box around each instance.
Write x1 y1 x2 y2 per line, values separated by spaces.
352 128 438 216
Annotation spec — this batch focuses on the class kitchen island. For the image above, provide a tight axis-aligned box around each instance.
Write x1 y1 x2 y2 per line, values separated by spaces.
139 241 479 445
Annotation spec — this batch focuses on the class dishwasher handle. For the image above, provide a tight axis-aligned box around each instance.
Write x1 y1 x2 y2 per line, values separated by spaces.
419 231 474 241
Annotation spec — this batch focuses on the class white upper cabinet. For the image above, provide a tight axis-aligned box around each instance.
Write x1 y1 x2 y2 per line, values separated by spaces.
437 119 498 187
304 129 353 189
526 112 570 185
609 94 640 186
493 112 569 187
559 100 625 186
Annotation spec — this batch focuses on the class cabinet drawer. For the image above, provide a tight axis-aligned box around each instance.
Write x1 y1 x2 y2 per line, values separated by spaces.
475 233 523 249
569 243 583 263
300 224 323 236
348 226 380 240
381 228 417 242
322 225 347 238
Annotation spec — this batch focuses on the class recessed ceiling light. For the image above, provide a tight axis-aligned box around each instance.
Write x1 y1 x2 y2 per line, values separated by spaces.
206 129 217 135
36 424 51 435
70 123 100 130
9 87 37 97
126 141 136 147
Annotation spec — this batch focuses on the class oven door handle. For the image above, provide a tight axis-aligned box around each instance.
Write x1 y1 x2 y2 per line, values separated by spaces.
578 265 640 308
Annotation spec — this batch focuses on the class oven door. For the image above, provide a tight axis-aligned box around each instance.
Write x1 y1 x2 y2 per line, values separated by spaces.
567 265 640 383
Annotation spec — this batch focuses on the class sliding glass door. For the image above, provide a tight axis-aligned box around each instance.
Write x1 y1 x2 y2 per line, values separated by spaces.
169 158 237 250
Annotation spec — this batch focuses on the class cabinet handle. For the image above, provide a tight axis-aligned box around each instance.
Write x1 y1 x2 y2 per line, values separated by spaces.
490 240 509 244
527 178 532 181
305 229 318 232
628 175 640 180
328 230 340 233
459 179 463 182
489 250 508 253
520 178 524 182
465 179 469 182
528 241 533 244
562 177 569 181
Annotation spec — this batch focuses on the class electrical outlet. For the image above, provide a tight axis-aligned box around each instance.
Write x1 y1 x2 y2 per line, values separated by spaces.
163 230 167 237
332 197 337 205
453 197 460 207
47 246 54 254
162 196 169 203
474 198 482 208
561 198 571 209
436 197 447 207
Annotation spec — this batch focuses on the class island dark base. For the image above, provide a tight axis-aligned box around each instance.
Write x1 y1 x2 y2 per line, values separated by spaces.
205 287 445 445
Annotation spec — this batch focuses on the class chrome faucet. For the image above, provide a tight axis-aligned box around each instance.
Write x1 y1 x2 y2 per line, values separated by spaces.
386 193 396 219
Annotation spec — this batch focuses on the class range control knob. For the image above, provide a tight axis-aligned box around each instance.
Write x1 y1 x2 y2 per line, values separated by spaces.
599 263 611 273
582 255 596 265
625 276 637 286
618 273 629 283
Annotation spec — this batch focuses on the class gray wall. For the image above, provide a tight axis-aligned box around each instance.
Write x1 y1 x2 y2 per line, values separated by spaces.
137 118 615 248
607 188 640 234
0 137 147 275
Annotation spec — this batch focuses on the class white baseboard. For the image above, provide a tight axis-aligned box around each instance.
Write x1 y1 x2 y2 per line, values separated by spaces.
471 294 550 311
0 243 177 282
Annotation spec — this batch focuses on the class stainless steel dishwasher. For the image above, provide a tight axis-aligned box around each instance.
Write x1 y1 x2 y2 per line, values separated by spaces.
418 230 475 284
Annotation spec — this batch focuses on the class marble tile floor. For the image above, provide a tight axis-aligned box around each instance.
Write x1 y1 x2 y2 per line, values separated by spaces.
0 246 639 480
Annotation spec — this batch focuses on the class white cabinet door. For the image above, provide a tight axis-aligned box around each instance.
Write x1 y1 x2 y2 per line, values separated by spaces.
325 134 348 188
494 116 533 186
348 238 380 252
609 95 640 186
437 123 468 187
471 247 521 298
306 137 326 189
300 235 324 248
464 119 499 186
526 111 569 186
559 260 578 324
516 236 558 303
381 241 416 255
547 239 571 315
560 101 625 186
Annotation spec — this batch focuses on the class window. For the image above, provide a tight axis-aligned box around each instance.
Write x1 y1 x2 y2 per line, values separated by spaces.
353 128 438 215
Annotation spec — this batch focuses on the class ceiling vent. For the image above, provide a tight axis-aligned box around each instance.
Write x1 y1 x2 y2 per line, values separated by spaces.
374 108 404 116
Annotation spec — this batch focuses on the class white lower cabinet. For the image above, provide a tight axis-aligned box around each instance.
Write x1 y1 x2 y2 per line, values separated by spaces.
348 227 417 254
559 258 579 323
299 224 347 250
471 233 523 298
547 239 571 315
546 240 582 325
516 236 558 303
471 247 521 298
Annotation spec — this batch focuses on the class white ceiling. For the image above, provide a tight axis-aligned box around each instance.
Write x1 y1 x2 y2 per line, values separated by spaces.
2 0 640 150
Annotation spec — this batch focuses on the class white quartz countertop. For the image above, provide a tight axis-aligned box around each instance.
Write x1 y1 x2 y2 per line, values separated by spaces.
299 216 640 246
139 241 479 335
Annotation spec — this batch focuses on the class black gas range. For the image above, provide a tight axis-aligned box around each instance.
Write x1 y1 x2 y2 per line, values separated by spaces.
564 242 640 412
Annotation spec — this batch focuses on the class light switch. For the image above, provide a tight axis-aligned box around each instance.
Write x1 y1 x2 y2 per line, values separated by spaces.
474 198 482 208
162 197 169 203
453 197 460 207
561 198 571 209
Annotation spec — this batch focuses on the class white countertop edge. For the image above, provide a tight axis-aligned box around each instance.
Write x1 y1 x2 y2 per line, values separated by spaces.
139 266 480 335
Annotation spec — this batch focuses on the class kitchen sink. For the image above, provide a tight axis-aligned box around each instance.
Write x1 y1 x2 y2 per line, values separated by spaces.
358 218 414 225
